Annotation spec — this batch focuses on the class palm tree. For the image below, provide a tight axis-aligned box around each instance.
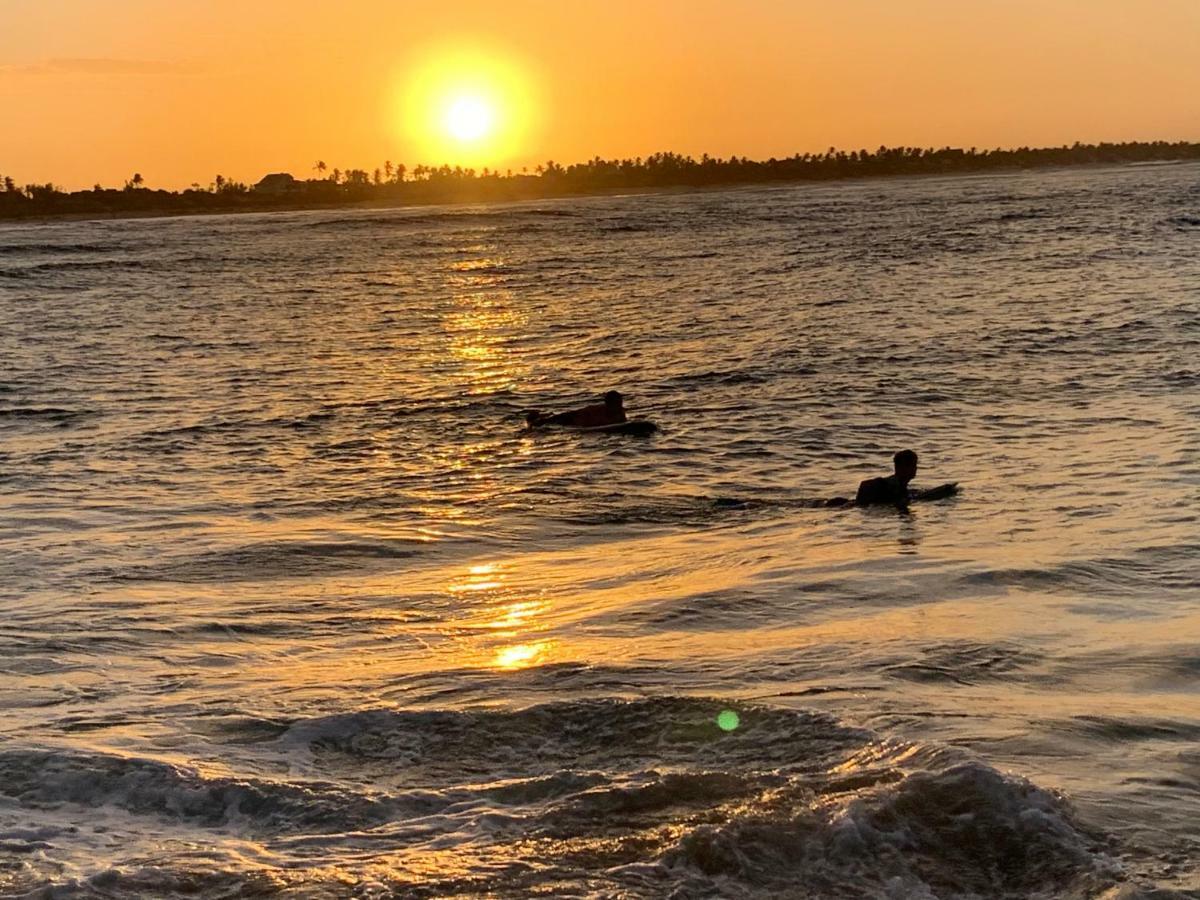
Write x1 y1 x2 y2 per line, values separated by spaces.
131 172 144 189
314 160 327 179
384 160 393 182
214 174 226 192
395 163 406 183
331 168 341 184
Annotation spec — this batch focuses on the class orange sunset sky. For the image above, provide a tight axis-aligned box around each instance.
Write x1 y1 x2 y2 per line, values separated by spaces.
2 0 1199 190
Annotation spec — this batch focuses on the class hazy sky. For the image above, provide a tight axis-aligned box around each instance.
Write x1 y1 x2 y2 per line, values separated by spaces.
2 0 1199 189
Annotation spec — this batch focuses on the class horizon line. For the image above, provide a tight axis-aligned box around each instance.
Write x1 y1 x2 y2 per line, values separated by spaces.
5 137 1200 192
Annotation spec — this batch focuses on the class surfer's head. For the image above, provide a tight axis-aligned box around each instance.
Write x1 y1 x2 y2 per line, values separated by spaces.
603 390 624 409
893 449 918 482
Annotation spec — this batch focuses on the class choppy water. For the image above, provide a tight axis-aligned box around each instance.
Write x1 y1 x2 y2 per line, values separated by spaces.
2 163 1199 898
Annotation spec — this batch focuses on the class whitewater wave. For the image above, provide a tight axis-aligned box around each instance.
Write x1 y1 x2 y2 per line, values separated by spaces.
659 762 1117 899
0 698 1134 897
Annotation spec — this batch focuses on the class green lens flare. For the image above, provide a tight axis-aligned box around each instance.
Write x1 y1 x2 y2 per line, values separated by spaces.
717 709 740 732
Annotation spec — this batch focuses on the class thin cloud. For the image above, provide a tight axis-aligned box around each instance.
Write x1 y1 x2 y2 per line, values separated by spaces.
0 57 197 76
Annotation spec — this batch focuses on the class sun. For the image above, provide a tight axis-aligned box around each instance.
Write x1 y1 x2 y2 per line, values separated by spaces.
444 95 495 143
397 44 536 167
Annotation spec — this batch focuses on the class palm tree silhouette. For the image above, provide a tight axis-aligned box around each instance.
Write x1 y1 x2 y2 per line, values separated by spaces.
314 160 327 179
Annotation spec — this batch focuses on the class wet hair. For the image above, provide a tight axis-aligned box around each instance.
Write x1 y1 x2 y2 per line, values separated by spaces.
893 449 918 470
604 390 623 405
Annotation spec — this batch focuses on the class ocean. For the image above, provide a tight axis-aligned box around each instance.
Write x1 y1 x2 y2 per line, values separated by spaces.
1 163 1198 898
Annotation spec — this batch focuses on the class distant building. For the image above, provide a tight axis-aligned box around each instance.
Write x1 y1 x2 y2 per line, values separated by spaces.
254 173 299 194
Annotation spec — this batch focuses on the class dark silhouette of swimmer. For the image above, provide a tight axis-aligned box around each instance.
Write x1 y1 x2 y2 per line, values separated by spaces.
851 449 959 510
525 390 628 428
856 448 920 508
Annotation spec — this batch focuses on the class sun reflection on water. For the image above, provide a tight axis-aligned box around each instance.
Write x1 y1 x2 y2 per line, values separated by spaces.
440 562 560 670
479 599 550 633
442 258 528 396
449 562 508 594
450 578 504 593
494 640 554 669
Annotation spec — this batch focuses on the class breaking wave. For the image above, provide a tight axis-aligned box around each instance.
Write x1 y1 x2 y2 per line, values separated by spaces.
0 698 1122 898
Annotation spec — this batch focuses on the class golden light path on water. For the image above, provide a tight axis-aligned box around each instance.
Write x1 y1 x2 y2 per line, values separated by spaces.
444 256 528 395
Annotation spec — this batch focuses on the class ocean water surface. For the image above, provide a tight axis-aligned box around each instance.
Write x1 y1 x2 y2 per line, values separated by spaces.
1 164 1199 898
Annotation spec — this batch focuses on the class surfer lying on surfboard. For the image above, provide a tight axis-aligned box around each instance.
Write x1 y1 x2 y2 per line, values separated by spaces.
524 391 659 436
856 448 923 508
825 448 958 510
525 390 628 428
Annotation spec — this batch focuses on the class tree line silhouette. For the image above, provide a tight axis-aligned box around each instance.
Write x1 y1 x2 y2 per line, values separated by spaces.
2 140 1198 220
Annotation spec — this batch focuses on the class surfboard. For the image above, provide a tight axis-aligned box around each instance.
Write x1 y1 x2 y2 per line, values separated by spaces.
531 420 658 436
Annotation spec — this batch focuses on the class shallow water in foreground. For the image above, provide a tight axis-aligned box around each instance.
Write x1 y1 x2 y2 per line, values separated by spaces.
1 164 1199 898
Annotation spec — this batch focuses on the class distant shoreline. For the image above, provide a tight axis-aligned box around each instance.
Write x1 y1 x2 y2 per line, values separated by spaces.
1 180 710 226
2 142 1196 226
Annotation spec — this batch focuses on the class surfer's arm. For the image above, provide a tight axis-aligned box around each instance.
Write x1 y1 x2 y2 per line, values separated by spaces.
854 479 875 506
911 483 959 502
526 409 578 426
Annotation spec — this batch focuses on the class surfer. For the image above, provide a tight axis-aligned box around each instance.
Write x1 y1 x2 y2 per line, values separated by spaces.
856 448 920 508
525 391 628 428
853 449 958 510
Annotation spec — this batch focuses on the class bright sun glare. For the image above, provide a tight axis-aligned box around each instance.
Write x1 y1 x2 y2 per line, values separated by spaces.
399 45 534 166
444 95 495 143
